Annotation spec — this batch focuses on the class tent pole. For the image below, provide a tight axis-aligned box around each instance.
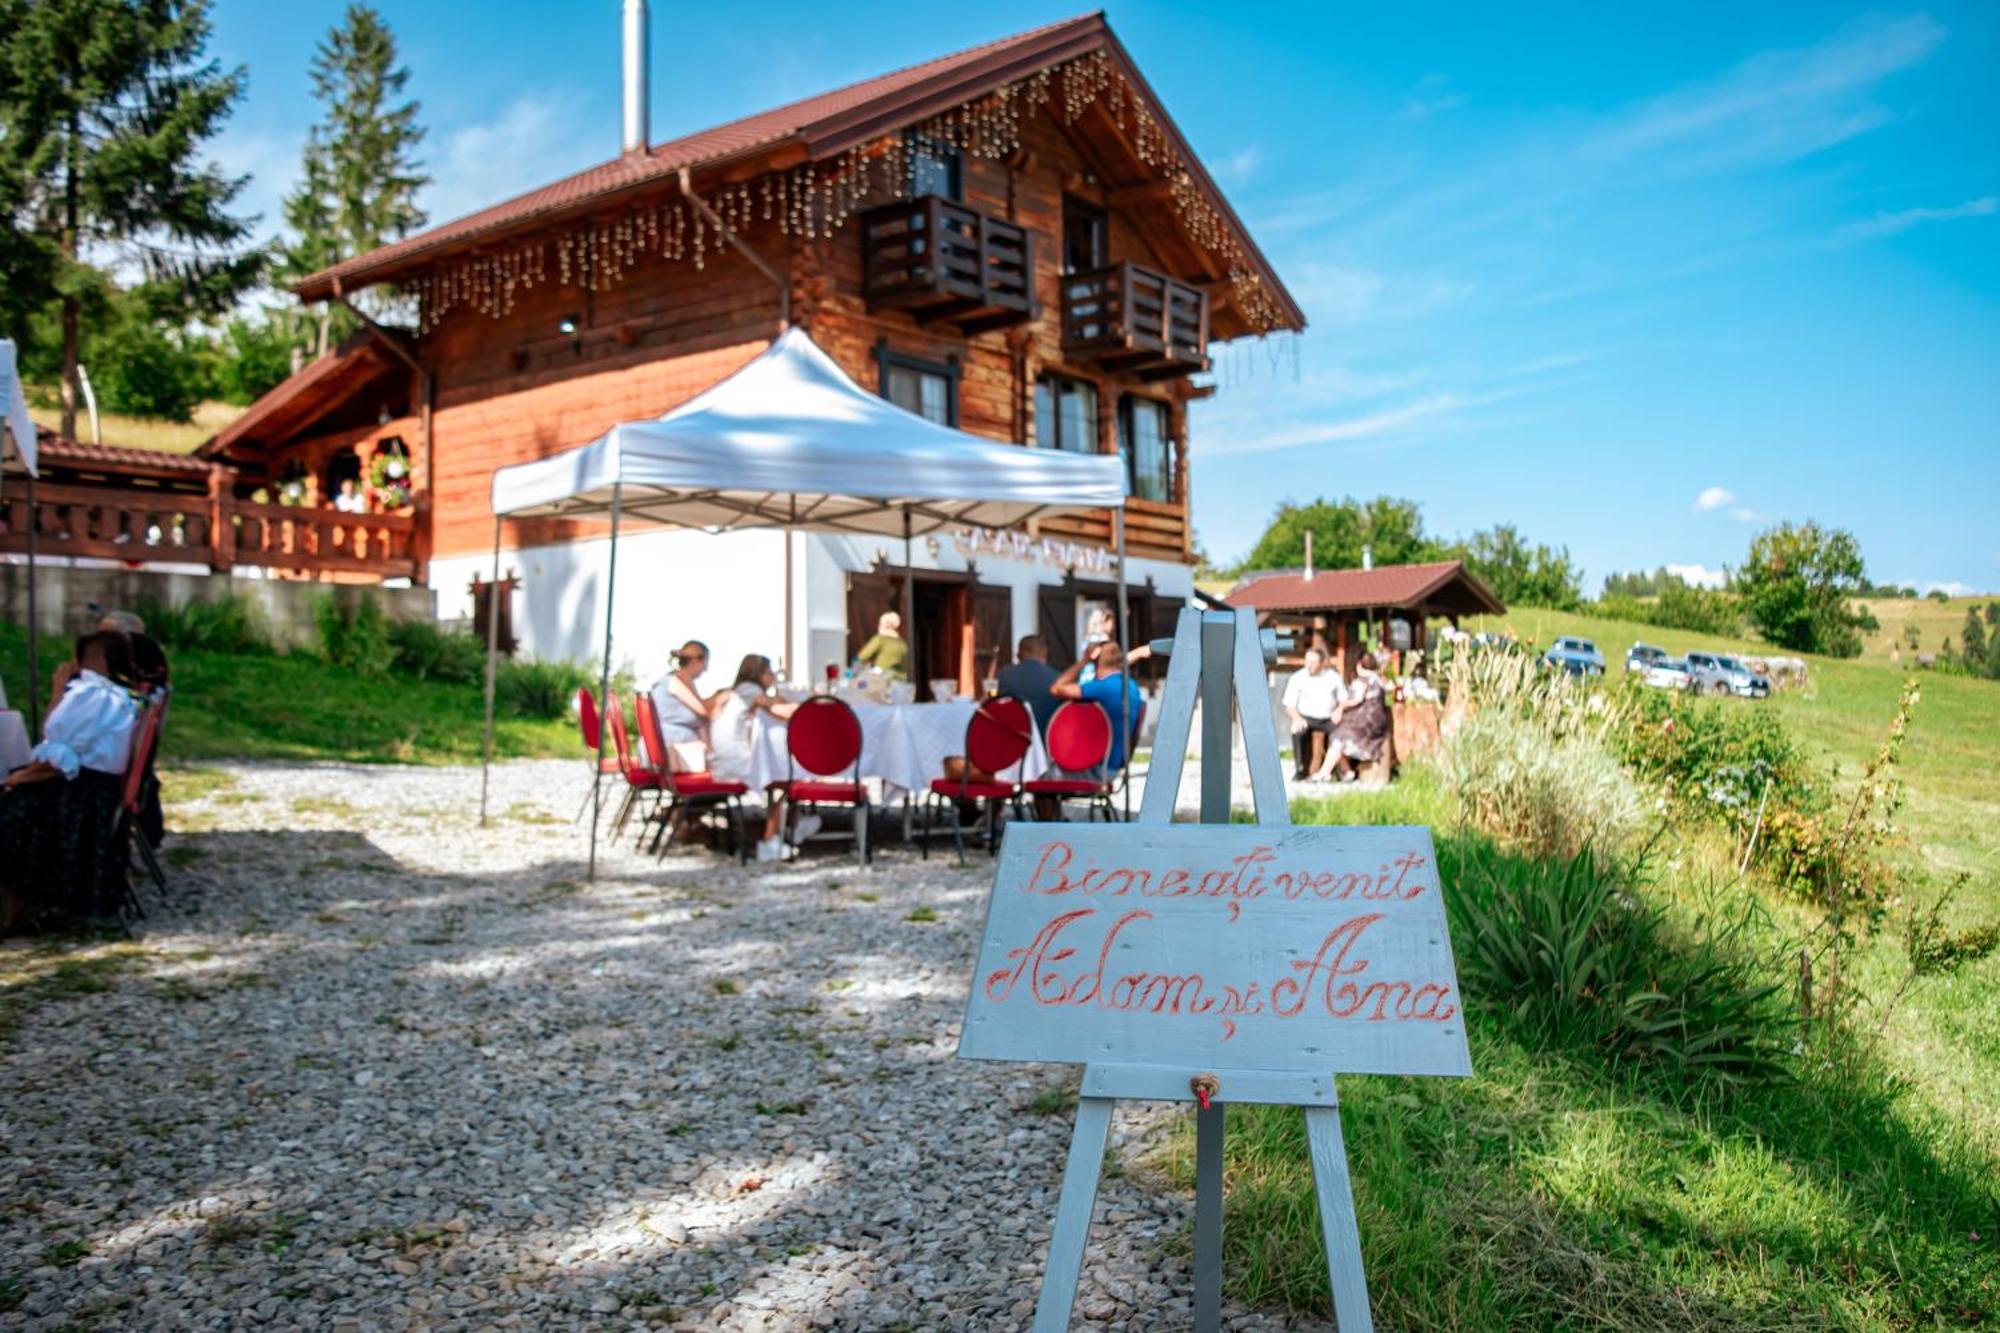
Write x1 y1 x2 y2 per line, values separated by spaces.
24 467 40 738
1114 508 1129 821
589 481 623 882
901 505 914 684
479 515 502 826
783 497 797 680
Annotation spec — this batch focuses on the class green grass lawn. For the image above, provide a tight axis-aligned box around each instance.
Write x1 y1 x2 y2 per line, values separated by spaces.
1 620 575 766
1175 770 2000 1329
1175 609 2000 1329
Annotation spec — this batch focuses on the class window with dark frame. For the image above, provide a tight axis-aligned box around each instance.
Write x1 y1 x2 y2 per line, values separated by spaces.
1119 395 1173 502
1062 196 1108 274
905 131 963 202
1035 374 1099 454
875 342 959 427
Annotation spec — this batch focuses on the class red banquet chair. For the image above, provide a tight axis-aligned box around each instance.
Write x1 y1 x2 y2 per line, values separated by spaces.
921 696 1034 863
604 696 664 839
113 688 171 916
634 692 748 863
781 696 870 865
573 686 623 825
1021 699 1137 823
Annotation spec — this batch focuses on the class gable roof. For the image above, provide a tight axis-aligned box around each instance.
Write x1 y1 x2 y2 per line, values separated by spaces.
202 334 408 461
1225 561 1506 618
293 13 1302 330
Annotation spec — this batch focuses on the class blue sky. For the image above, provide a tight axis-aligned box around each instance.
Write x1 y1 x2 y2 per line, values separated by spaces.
209 1 2000 592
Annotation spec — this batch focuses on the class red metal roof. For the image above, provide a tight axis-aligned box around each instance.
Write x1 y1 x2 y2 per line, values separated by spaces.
24 429 213 478
291 12 1303 330
1225 561 1505 616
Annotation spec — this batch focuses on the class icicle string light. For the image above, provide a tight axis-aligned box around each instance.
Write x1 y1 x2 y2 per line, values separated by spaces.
413 47 1288 335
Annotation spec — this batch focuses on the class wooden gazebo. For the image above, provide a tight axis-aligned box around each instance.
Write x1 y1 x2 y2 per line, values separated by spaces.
1224 559 1503 675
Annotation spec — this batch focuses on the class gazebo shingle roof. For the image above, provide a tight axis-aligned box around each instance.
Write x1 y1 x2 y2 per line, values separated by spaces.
1225 560 1504 617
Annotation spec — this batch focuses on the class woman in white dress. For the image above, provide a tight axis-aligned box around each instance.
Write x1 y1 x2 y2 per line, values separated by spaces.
712 654 816 862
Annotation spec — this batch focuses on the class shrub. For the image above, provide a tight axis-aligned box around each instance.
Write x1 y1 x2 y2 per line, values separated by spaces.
139 595 275 656
1615 680 1819 838
1586 580 1741 636
1443 838 1789 1087
1436 708 1646 861
386 619 484 684
312 596 395 677
497 658 592 719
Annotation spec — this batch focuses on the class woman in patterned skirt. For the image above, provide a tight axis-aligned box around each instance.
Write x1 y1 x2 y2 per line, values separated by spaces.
1 632 141 927
1312 653 1393 784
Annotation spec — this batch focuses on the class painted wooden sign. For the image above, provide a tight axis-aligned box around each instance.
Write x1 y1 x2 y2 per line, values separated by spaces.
959 823 1472 1079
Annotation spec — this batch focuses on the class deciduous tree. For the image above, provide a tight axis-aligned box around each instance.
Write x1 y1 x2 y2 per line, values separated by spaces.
1733 521 1870 658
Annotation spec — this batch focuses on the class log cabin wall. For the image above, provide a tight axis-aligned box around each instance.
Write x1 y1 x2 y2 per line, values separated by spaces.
415 100 1199 565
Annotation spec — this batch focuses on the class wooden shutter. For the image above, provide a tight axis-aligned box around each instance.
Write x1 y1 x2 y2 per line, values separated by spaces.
1038 585 1075 664
972 583 1013 686
845 569 900 664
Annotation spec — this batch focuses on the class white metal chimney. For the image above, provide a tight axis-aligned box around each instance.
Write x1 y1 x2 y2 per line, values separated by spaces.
1361 543 1373 571
621 0 649 154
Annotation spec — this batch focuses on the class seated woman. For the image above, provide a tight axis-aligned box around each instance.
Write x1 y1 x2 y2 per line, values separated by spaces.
1 632 141 928
1312 653 1393 784
648 640 716 771
709 654 817 862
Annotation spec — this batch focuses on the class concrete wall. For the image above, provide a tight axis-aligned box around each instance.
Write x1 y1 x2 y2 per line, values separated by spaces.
0 561 436 649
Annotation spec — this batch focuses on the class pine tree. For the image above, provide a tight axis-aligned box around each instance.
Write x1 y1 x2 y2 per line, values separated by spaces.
276 4 428 353
0 0 256 436
1964 609 1989 674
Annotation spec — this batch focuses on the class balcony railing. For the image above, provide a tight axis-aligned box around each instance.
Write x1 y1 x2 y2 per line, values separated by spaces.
0 481 418 582
861 195 1036 334
1061 262 1209 380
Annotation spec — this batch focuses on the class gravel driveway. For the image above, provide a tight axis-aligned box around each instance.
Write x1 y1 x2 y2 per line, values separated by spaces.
0 760 1314 1331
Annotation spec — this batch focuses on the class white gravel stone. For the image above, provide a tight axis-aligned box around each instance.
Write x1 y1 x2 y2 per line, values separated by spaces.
0 759 1323 1330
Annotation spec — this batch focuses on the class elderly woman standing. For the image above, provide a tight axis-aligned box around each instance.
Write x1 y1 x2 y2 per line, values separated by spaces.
856 611 908 679
1 632 141 926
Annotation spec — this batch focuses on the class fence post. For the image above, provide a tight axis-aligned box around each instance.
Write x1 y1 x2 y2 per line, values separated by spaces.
207 465 235 572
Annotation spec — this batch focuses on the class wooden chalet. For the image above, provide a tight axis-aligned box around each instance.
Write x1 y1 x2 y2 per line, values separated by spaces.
197 11 1307 682
1226 560 1505 675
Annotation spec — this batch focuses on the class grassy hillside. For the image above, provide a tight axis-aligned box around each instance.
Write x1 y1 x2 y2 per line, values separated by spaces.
1855 594 1997 665
28 398 243 453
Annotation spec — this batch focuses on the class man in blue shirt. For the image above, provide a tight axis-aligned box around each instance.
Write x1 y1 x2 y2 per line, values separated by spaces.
1052 641 1149 774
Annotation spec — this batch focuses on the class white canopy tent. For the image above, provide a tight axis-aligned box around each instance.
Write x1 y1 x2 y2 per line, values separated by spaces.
480 327 1131 874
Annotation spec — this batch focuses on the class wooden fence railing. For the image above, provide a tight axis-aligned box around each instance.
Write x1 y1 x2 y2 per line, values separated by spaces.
0 482 418 581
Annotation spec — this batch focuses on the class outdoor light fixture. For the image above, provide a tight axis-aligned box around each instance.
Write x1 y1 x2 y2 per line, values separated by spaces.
557 314 582 354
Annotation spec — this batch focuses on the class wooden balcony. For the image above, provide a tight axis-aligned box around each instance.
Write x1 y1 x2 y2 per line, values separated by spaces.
0 481 418 582
1061 262 1209 380
861 195 1036 334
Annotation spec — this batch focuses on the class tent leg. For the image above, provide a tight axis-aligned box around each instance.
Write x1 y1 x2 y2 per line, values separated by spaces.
782 529 794 680
589 482 624 882
24 468 40 737
1114 508 1129 822
901 505 915 685
479 516 502 826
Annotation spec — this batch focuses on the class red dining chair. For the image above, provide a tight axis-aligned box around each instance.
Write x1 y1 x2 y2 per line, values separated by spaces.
604 697 663 840
573 686 622 824
635 691 749 863
922 696 1033 863
782 696 870 864
113 688 170 916
1021 700 1128 823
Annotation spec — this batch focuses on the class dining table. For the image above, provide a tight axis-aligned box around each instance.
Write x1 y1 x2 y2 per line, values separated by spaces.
745 697 1050 802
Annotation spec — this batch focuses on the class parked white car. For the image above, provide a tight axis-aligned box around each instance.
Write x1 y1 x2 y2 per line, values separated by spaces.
1643 656 1694 691
1684 651 1770 698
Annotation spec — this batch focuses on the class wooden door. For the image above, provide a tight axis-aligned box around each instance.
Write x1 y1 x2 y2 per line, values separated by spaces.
846 569 901 665
1038 585 1076 665
972 583 1013 689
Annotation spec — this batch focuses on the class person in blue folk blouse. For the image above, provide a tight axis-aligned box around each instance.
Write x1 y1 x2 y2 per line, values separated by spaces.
1 632 141 928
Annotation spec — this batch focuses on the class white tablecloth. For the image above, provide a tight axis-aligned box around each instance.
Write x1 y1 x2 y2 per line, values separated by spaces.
0 710 30 773
746 700 1049 798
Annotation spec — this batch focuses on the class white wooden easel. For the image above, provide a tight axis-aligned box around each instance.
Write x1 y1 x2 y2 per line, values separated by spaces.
1031 606 1375 1332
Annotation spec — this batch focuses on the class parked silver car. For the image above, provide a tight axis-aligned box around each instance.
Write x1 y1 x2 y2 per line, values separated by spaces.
1684 651 1769 698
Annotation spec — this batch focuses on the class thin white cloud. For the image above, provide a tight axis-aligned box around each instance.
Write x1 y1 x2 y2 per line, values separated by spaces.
1587 13 1944 173
1920 579 1974 598
1693 486 1736 512
1200 394 1464 458
1284 260 1472 325
1403 75 1467 120
1840 196 1997 240
1728 506 1765 523
423 91 599 228
1215 144 1262 187
1667 562 1728 589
